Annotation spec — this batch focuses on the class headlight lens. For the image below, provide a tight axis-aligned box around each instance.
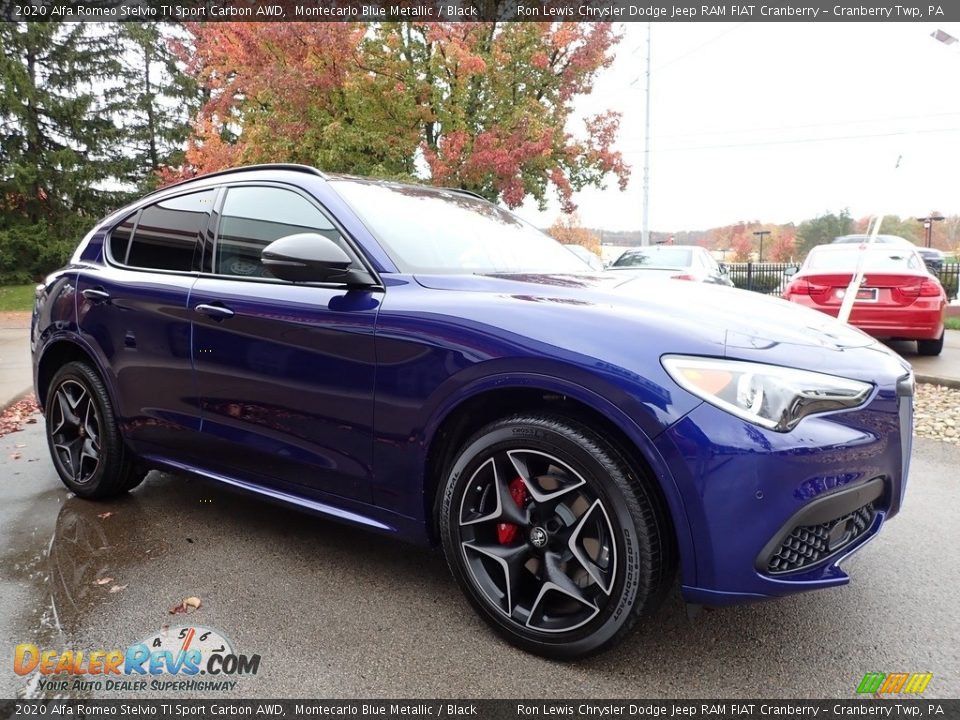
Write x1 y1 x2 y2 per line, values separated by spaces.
662 356 873 432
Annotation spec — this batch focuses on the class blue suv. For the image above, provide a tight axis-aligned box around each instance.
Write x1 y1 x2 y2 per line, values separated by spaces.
32 165 913 658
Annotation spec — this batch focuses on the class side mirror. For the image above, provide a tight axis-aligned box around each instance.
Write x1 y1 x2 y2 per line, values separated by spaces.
261 233 374 285
718 263 729 274
784 266 799 277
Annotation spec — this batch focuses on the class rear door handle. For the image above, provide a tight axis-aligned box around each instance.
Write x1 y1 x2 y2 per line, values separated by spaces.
194 303 235 320
81 288 110 303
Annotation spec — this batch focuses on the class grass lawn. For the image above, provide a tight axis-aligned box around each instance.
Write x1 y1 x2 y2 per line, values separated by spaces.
0 284 35 313
946 316 960 332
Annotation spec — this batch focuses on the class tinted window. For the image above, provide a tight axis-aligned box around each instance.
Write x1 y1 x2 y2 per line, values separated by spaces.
109 213 137 263
126 190 215 271
613 248 693 268
216 186 345 277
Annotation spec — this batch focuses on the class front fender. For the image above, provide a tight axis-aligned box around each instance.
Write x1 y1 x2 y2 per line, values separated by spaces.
417 366 699 589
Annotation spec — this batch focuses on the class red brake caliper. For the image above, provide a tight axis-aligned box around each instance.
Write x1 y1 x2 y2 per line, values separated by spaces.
497 477 528 545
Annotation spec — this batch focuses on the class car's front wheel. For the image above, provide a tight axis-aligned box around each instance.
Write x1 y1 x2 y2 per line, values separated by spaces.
439 414 674 659
45 361 146 499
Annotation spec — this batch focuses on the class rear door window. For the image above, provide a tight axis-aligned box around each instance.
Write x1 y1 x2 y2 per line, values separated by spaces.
214 186 348 278
120 189 216 271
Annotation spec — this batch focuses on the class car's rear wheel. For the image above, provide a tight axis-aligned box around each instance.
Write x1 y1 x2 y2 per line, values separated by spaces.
439 414 673 659
917 332 944 357
45 362 145 499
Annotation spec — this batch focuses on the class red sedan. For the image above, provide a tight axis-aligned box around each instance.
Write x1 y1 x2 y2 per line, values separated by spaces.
783 244 947 356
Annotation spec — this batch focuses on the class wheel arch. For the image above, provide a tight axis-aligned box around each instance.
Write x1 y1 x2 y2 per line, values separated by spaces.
421 373 697 586
36 335 116 412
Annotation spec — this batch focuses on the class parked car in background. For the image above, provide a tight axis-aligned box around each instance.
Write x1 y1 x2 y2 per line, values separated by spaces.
564 243 604 271
608 245 734 286
33 165 913 659
916 247 945 272
784 244 947 355
831 234 945 272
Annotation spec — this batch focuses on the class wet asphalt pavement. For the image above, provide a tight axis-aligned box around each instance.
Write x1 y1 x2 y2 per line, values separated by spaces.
1 415 958 700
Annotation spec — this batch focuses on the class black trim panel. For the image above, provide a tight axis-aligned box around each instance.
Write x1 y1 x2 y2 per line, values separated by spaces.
755 476 886 573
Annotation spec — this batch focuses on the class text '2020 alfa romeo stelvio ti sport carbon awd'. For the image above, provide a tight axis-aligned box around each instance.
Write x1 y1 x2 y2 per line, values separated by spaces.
32 165 913 659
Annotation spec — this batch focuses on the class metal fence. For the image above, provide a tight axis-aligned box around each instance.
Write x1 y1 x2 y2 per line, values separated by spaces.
725 262 960 300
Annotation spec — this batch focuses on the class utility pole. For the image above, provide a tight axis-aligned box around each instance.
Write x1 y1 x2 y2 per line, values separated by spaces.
641 22 652 247
753 230 770 262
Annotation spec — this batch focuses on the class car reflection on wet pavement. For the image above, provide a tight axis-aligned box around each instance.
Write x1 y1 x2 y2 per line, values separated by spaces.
2 413 959 699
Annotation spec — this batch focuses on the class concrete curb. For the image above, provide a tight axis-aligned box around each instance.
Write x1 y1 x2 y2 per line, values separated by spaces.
915 374 960 391
1 387 33 414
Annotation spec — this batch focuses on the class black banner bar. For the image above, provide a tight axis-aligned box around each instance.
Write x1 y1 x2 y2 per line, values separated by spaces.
2 0 958 23
1 699 958 720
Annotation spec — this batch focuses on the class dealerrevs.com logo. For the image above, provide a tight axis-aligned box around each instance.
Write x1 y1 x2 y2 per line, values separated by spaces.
13 626 260 693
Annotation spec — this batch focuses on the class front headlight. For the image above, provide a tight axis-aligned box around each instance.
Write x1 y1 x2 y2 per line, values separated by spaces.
662 356 873 432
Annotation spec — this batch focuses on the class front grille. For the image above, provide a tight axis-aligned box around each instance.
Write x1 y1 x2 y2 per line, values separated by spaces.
767 502 875 574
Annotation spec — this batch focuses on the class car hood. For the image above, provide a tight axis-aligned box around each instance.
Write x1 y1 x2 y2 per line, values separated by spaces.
413 272 878 354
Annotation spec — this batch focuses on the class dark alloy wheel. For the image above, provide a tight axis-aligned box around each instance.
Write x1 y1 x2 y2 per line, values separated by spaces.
49 379 102 486
439 414 674 659
45 362 146 499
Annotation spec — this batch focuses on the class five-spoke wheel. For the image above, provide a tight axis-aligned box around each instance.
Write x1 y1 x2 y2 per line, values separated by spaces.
45 362 145 499
441 414 674 659
49 379 102 485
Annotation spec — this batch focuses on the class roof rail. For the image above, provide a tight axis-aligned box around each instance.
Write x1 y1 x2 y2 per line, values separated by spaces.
143 164 327 198
441 187 488 202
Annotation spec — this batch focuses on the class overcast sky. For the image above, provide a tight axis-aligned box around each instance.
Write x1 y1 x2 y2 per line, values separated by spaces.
513 21 960 234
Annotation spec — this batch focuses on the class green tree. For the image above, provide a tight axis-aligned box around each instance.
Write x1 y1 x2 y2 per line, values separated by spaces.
796 209 854 257
0 23 126 225
116 24 198 192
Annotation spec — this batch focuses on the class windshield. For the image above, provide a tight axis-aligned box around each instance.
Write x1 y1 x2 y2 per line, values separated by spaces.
330 180 590 274
806 248 923 272
613 247 693 268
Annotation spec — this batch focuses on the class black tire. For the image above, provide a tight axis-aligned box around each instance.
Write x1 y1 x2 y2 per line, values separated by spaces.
44 361 145 499
439 413 674 659
917 332 944 357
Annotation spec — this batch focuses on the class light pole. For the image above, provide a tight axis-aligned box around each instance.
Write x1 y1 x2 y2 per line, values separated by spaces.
641 22 652 247
917 215 944 247
753 230 770 262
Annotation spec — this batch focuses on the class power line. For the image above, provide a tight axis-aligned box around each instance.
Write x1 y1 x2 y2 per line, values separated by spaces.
617 125 960 154
642 110 960 141
653 23 747 72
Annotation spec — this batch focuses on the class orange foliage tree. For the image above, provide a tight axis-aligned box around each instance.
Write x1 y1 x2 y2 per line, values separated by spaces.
547 214 601 254
170 22 629 211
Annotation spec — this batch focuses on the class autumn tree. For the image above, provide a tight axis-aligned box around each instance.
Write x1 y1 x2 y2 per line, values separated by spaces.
178 22 628 211
767 229 797 262
547 214 600 254
730 233 753 262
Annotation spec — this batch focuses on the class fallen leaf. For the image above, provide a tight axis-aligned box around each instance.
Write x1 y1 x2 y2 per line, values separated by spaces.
109 584 127 593
14 443 25 448
169 596 202 615
0 396 40 437
10 452 21 460
94 577 114 586
97 511 114 519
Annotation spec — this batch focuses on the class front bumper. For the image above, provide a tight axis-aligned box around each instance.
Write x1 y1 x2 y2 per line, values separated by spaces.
656 366 913 606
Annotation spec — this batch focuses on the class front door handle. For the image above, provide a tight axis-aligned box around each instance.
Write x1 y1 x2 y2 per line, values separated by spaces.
194 303 235 320
81 287 110 303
